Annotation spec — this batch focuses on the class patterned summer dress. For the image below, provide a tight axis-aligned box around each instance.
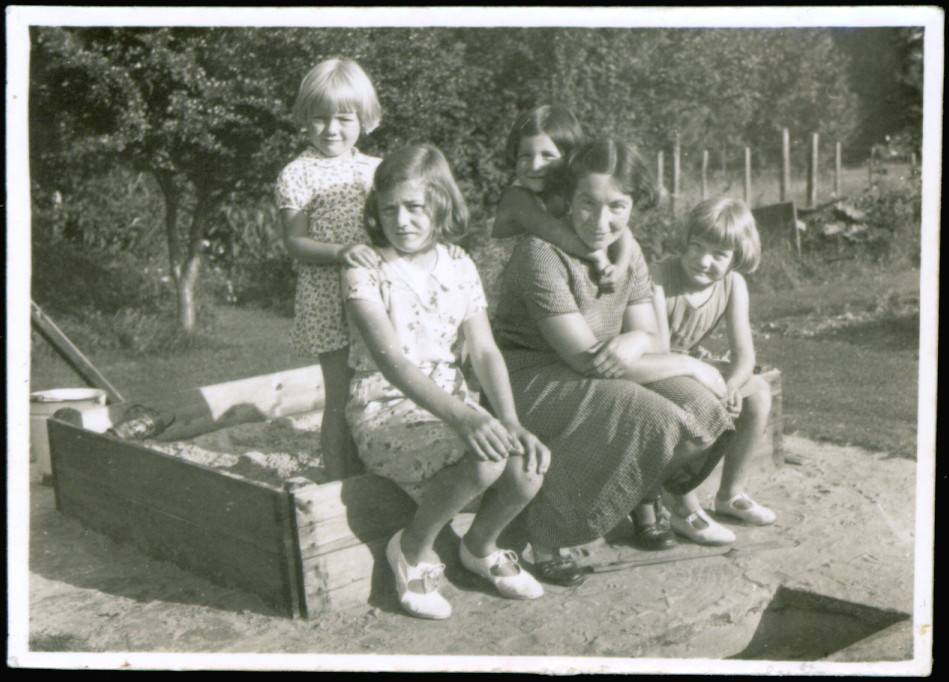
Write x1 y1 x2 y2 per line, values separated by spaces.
652 259 735 354
342 244 494 502
652 259 764 399
494 237 733 548
275 146 382 356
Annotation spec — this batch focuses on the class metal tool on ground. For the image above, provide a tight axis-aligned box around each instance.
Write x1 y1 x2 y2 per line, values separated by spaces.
583 539 788 574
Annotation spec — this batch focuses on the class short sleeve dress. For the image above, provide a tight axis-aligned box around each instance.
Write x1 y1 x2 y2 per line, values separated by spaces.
275 146 382 356
493 237 733 548
341 244 494 502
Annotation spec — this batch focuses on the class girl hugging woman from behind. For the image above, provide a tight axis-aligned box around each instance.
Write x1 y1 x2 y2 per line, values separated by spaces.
492 105 636 295
342 145 550 620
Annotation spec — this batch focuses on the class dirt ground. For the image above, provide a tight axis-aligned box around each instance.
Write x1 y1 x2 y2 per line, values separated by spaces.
18 432 926 673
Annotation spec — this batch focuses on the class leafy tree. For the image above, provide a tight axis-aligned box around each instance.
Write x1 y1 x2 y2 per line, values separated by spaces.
31 27 297 332
31 25 867 332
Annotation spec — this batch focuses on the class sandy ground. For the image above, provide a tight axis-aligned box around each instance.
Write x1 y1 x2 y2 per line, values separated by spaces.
20 431 925 672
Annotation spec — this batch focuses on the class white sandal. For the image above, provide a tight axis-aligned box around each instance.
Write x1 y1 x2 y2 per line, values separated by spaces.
386 530 452 619
670 508 736 545
715 492 777 526
459 540 544 600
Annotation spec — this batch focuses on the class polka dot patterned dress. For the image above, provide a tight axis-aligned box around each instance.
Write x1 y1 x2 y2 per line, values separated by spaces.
275 146 382 356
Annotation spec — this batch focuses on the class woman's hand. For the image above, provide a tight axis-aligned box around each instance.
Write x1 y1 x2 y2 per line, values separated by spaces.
597 262 619 294
337 244 381 269
587 336 642 379
689 359 728 399
452 408 518 462
502 420 551 475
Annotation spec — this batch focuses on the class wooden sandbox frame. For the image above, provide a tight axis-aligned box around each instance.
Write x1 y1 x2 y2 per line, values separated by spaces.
46 365 782 619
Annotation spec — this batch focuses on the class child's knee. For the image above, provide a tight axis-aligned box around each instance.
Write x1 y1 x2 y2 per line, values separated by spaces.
502 456 544 498
744 378 772 418
467 456 508 490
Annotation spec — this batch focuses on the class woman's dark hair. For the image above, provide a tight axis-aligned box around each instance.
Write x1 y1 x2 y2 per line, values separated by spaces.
504 105 585 167
364 144 469 246
552 139 659 211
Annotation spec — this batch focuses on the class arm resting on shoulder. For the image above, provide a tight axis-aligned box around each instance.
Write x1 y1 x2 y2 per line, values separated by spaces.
495 187 599 260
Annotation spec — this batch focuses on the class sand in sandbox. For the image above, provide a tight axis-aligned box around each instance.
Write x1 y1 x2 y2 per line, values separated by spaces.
146 411 328 488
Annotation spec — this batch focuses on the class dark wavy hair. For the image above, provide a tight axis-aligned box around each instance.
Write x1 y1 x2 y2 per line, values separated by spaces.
504 104 586 167
552 139 659 211
364 144 469 246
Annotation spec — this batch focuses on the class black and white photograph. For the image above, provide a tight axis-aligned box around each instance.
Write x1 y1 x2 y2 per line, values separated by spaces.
6 5 940 674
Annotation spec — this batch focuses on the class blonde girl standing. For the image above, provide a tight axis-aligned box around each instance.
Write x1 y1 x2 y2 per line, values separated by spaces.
652 197 776 545
344 145 549 619
275 58 383 480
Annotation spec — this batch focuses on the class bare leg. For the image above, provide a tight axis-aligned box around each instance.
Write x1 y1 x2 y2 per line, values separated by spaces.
714 377 776 524
400 454 507 566
463 456 544 576
319 348 364 481
718 378 772 499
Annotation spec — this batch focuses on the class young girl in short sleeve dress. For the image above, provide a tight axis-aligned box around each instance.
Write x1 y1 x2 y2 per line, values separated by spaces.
274 58 383 480
343 145 550 620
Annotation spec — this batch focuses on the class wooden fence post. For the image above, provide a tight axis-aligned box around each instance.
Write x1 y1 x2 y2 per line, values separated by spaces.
807 132 819 208
781 128 790 203
834 141 842 198
657 150 665 194
743 147 752 203
672 132 681 216
701 149 709 200
868 148 874 189
720 147 726 176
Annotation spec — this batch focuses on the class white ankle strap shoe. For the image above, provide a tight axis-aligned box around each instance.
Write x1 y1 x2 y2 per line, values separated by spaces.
386 530 452 620
459 540 544 600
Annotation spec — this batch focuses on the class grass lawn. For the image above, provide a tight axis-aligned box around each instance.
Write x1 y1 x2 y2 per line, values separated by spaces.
29 266 922 459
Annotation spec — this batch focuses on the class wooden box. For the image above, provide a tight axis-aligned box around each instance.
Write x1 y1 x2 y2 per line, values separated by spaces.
756 368 784 471
46 365 416 619
46 365 784 618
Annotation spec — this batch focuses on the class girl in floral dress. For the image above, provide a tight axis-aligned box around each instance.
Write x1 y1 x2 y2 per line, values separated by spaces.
275 58 383 480
342 145 550 620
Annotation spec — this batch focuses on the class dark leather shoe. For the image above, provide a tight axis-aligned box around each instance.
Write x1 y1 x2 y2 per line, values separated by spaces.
631 499 677 551
533 557 587 586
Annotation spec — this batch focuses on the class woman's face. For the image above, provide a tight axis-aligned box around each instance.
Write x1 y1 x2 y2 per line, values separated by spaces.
515 134 563 194
569 173 633 251
376 180 436 255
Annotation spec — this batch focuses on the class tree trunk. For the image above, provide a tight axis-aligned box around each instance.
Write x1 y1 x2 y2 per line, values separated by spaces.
175 193 217 333
177 250 202 333
155 171 182 282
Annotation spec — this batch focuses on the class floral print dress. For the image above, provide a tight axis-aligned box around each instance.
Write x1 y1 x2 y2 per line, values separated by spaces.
341 244 493 502
274 146 382 356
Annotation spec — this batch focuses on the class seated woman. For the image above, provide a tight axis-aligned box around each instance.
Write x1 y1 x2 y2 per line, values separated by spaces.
493 139 735 586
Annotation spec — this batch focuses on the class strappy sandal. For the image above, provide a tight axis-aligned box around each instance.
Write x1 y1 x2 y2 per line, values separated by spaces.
630 498 677 551
533 557 587 587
